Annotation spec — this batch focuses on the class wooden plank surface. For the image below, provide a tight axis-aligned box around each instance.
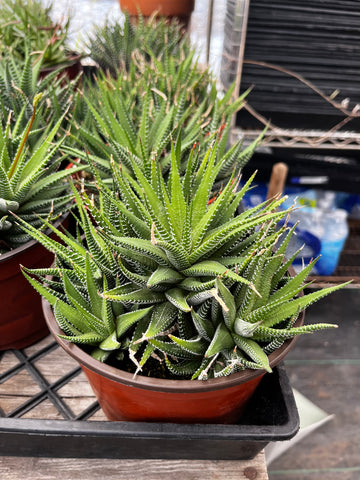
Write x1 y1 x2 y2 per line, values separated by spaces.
0 452 269 480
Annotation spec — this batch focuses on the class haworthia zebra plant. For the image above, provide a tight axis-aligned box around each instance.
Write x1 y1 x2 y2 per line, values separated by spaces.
78 10 208 137
0 94 84 253
88 13 188 78
66 66 259 187
0 0 72 69
19 138 347 379
68 13 258 186
0 50 79 149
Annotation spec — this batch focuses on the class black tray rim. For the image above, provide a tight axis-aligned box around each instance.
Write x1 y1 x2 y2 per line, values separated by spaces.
0 364 299 459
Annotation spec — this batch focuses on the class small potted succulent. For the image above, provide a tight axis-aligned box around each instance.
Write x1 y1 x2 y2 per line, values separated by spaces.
87 13 187 77
0 94 84 350
20 138 347 423
68 15 258 189
0 49 79 149
0 0 82 77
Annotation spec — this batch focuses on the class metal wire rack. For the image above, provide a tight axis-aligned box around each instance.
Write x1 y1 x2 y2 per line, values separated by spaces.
221 0 360 151
230 128 360 151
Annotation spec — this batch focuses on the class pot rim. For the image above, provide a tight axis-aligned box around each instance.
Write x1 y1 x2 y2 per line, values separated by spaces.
40 52 83 73
119 0 195 16
0 213 69 264
42 296 304 394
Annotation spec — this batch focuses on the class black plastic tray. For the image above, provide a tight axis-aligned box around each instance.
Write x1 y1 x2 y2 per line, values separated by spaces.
0 364 299 460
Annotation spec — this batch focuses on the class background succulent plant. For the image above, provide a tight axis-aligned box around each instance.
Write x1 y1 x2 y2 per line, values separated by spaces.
67 7 261 186
0 49 79 148
66 59 259 189
20 139 346 379
87 13 188 78
0 0 72 69
0 94 83 253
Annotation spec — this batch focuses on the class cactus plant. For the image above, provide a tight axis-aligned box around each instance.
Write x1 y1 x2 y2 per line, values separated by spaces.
20 138 347 379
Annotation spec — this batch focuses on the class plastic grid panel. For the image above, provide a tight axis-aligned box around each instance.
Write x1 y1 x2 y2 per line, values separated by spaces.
0 337 100 421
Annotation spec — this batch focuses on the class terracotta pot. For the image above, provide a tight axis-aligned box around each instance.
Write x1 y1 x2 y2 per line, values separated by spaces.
39 53 83 81
0 216 68 351
119 0 195 26
43 298 304 423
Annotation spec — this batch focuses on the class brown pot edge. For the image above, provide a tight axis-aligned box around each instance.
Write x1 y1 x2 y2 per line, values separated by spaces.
0 212 70 264
119 0 195 17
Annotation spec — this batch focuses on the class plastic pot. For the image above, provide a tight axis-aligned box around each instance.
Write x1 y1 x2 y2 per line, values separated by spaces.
42 298 304 424
0 216 68 351
119 0 195 27
39 53 83 81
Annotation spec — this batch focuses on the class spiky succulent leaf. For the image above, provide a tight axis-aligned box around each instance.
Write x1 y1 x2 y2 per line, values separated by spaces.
205 322 235 358
116 307 153 338
143 302 178 339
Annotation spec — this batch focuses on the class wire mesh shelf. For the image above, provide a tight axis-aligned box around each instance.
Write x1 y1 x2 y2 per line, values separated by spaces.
221 0 360 150
231 127 360 150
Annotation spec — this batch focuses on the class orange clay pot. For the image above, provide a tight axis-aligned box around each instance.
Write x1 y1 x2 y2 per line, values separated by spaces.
39 53 83 82
119 0 195 26
0 216 68 350
43 298 304 424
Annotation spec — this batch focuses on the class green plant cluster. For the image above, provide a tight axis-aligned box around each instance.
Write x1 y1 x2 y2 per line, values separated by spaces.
0 94 82 252
0 6 346 379
0 0 72 69
21 140 346 379
0 49 78 139
67 13 259 186
0 2 83 253
88 14 188 77
0 12 83 254
2 6 245 255
67 75 257 186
